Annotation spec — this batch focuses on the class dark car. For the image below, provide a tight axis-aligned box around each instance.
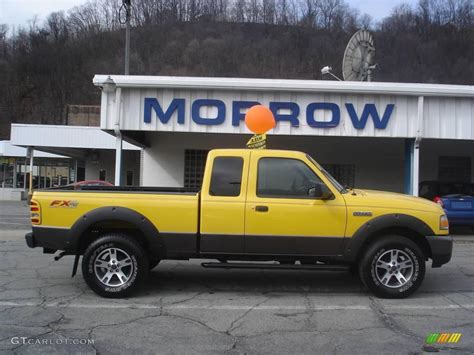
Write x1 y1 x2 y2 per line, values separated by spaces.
419 181 474 227
419 181 474 201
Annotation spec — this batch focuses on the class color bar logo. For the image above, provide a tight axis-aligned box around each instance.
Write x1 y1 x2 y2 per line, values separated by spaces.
425 333 462 344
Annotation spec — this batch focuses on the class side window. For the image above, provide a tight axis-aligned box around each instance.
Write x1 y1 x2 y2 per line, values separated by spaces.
257 158 324 198
209 157 243 197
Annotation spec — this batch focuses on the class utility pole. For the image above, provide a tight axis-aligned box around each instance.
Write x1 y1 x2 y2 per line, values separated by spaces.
115 0 131 186
124 0 131 75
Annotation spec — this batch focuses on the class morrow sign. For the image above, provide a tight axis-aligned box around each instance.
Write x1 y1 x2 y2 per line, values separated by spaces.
144 98 395 129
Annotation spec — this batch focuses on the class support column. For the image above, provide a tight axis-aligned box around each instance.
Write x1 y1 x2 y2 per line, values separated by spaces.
413 139 420 196
413 96 424 197
404 138 420 196
404 139 414 195
28 147 34 198
114 87 123 186
13 159 17 188
115 136 122 185
2 162 6 187
23 158 27 189
74 160 78 183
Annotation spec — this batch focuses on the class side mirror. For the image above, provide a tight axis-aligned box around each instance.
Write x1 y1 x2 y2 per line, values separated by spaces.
309 184 334 200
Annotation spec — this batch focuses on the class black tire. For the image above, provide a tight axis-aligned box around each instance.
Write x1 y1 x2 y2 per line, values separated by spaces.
358 235 425 299
82 234 149 298
149 259 160 270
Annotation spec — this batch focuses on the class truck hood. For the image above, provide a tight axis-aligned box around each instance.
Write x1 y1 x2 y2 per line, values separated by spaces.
345 189 443 214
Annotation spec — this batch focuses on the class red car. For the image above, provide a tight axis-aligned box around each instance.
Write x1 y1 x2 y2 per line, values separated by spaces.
72 180 113 188
52 180 114 190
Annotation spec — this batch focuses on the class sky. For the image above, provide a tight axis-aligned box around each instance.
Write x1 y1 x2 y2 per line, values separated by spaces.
0 0 419 30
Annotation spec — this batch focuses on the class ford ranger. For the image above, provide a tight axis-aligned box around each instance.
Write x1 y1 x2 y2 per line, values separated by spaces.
25 149 453 298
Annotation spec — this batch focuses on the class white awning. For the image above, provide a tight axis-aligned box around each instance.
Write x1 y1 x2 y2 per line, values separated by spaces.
10 124 141 159
0 140 68 158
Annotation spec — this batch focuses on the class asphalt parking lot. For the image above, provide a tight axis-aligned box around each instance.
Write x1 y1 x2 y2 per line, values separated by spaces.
0 201 473 354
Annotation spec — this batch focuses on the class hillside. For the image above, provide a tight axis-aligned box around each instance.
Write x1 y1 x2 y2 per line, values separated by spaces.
0 0 472 139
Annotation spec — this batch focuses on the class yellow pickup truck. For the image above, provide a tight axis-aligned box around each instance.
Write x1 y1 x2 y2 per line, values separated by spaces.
25 149 452 298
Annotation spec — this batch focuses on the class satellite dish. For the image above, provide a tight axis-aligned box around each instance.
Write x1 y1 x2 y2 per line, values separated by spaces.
342 29 376 81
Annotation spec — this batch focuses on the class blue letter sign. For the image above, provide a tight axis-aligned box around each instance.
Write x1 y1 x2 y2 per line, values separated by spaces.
345 103 395 130
191 99 226 125
144 98 185 124
143 98 395 130
232 101 260 126
269 102 300 126
306 103 340 128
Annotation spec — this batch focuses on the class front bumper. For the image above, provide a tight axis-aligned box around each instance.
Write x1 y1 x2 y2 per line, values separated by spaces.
426 235 453 268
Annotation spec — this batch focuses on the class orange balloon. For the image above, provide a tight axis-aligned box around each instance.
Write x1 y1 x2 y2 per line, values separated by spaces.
245 105 276 134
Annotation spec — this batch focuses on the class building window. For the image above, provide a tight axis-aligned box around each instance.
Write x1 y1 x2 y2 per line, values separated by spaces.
209 157 243 196
184 149 209 189
126 171 134 186
322 164 355 188
439 156 471 182
99 169 106 181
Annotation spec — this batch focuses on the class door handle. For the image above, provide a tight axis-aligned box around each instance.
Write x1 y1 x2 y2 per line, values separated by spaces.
255 205 269 212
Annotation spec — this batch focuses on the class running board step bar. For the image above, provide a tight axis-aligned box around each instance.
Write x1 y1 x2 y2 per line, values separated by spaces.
201 262 349 271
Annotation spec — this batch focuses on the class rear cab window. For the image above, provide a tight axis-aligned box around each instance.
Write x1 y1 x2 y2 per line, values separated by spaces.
209 157 244 197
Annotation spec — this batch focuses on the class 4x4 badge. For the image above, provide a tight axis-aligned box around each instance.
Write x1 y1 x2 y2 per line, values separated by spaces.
353 211 372 217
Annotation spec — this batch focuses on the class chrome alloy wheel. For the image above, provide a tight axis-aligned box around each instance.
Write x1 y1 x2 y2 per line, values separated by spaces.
375 249 414 288
94 247 134 287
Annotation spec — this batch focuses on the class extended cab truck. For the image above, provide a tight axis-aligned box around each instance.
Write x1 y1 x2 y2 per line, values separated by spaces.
25 149 453 298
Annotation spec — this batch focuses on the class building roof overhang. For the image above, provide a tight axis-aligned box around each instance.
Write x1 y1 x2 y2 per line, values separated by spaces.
93 75 474 98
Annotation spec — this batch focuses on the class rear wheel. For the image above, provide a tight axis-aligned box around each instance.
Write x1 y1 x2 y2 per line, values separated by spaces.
82 234 149 298
358 235 425 299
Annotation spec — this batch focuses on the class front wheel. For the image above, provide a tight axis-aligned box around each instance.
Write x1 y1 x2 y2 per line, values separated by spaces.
358 235 425 299
82 234 149 298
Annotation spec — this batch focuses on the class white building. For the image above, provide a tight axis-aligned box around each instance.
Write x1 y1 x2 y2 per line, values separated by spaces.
93 75 474 196
9 124 142 193
0 140 69 200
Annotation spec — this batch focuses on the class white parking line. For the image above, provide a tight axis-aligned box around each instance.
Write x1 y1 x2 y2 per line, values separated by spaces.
0 301 473 311
0 217 29 220
0 221 28 227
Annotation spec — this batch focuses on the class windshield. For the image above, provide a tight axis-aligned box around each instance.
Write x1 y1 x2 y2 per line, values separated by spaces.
306 154 348 193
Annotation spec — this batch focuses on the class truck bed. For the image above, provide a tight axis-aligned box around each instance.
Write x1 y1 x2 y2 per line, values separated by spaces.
31 187 200 257
48 186 200 194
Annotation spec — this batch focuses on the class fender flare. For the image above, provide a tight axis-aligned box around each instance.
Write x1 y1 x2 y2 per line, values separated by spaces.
342 213 435 261
65 206 164 258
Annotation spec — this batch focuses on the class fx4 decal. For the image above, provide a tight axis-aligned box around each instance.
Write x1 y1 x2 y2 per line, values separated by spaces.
50 200 79 208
